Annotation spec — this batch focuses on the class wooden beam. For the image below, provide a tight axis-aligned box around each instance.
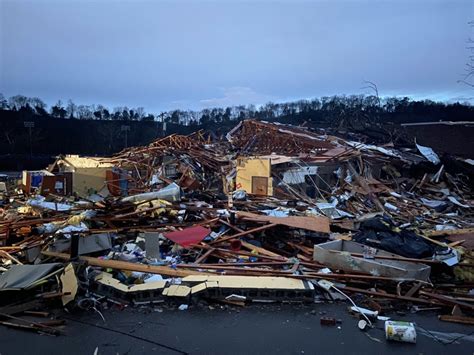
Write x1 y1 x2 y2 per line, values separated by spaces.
41 250 209 277
240 240 283 258
341 286 443 305
419 291 474 311
426 228 474 238
194 248 215 264
326 250 440 265
209 223 277 245
405 282 423 298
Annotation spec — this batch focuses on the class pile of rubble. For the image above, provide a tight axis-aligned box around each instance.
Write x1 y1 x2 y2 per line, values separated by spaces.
0 119 473 339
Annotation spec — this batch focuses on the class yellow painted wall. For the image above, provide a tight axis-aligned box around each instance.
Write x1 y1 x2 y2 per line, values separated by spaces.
72 168 108 197
235 158 273 195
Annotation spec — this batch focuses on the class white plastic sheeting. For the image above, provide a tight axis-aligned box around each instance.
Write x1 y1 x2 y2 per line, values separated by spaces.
346 141 402 158
416 143 440 165
447 196 471 208
420 198 446 209
28 195 72 211
121 183 181 203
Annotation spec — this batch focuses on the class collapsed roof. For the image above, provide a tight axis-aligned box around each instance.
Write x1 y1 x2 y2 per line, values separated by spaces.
226 120 335 155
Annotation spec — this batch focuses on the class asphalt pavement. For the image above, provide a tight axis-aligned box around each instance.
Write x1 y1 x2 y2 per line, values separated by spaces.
1 302 473 355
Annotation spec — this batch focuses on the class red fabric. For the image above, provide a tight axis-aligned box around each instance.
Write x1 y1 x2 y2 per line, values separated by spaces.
164 226 210 247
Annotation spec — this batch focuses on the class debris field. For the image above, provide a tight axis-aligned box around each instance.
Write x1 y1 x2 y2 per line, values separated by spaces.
1 119 473 341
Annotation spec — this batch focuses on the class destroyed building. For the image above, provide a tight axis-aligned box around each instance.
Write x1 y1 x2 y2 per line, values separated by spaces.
1 118 474 339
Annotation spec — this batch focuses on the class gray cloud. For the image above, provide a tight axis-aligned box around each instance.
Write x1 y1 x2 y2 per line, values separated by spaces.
200 87 275 108
1 0 472 112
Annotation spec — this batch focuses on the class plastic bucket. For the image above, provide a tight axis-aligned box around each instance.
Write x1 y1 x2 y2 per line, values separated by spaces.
385 320 416 343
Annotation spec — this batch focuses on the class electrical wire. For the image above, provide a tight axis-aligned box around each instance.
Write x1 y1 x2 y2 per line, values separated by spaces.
62 316 189 355
371 324 474 346
330 284 373 326
415 325 474 346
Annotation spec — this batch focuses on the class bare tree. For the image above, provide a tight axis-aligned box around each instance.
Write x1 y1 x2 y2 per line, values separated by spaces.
8 95 28 110
0 93 8 109
135 107 145 120
458 21 474 88
362 80 381 106
67 99 77 118
76 105 93 119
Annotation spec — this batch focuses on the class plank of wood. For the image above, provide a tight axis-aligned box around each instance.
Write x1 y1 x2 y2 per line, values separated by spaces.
405 282 423 298
0 320 60 334
236 211 330 233
203 261 292 267
341 286 442 305
0 312 62 335
218 219 244 233
213 247 288 262
38 319 66 327
447 240 465 247
209 223 278 245
23 311 50 318
426 228 474 238
326 250 440 265
419 291 474 311
112 205 167 219
438 315 474 325
0 250 23 265
0 300 43 316
195 248 215 264
348 163 385 212
419 233 452 248
447 234 474 250
240 240 283 258
305 272 427 283
41 250 209 277
176 264 294 274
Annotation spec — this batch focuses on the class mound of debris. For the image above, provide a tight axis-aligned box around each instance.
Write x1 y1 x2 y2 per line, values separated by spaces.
1 119 473 338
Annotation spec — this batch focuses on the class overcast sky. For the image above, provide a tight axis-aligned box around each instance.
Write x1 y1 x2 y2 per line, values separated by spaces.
1 0 473 112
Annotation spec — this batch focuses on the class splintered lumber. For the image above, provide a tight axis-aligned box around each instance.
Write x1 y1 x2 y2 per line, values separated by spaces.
112 205 167 219
176 264 296 275
202 261 293 267
41 250 209 277
425 228 474 238
304 272 428 283
0 312 62 335
0 300 44 316
0 321 61 335
419 291 474 312
23 311 50 318
447 240 465 247
240 241 283 258
209 223 278 245
38 320 66 327
347 163 385 212
212 247 288 261
194 217 220 227
216 221 285 258
218 219 243 232
0 250 23 265
236 211 330 233
418 234 452 248
326 250 440 265
341 286 443 305
195 248 215 264
405 282 423 297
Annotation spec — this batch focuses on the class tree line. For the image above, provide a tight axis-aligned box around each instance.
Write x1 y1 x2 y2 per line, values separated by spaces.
1 92 473 128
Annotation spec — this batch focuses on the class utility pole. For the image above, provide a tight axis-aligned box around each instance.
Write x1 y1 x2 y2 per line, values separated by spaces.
121 125 130 148
23 121 34 157
159 112 166 137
